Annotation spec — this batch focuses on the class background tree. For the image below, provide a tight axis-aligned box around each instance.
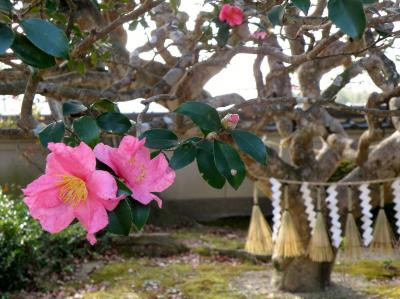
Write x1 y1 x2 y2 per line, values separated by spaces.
1 0 400 292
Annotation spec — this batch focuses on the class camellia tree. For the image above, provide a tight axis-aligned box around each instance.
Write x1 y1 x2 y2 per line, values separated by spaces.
1 0 400 292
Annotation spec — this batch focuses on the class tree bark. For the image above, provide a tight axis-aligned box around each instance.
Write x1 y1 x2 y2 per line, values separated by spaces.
270 131 400 291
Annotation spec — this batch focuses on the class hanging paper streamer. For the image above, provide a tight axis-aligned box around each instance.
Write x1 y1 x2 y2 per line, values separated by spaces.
359 183 373 247
391 178 400 237
301 182 316 231
270 178 282 241
326 184 342 248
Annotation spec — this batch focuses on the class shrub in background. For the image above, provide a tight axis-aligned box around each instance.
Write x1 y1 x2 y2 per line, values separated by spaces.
0 189 108 292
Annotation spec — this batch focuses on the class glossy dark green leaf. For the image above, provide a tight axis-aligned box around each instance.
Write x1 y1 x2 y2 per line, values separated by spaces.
90 99 120 113
140 128 178 150
38 121 65 148
62 100 87 116
216 21 230 46
196 148 225 189
116 178 132 197
11 34 55 69
213 140 245 190
150 150 162 160
170 143 196 170
0 0 12 12
107 199 132 236
21 18 69 59
292 0 310 15
129 200 150 232
0 24 13 54
328 0 366 39
72 116 100 147
231 130 267 165
175 101 221 134
96 112 132 134
45 0 58 13
63 135 79 147
267 5 285 26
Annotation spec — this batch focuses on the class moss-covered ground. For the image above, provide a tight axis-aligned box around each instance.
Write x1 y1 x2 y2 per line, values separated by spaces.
13 222 400 298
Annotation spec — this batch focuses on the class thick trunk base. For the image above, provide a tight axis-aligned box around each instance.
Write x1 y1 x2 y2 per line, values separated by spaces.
272 257 333 292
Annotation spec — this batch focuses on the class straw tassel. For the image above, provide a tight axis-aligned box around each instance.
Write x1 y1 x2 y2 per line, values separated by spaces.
308 186 334 262
370 184 394 255
245 184 273 255
273 185 305 258
343 187 363 260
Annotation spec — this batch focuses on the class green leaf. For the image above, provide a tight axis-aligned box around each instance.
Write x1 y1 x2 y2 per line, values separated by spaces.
72 116 100 147
216 21 230 46
90 99 120 113
231 130 267 165
213 141 245 190
116 179 132 197
45 0 58 13
170 143 196 170
20 18 69 59
63 135 79 147
128 20 138 31
170 0 180 12
63 100 87 116
0 23 14 54
38 121 65 148
292 0 310 15
150 150 162 160
267 5 285 26
96 112 132 135
196 147 225 189
140 128 179 150
128 200 150 232
362 0 377 3
11 34 55 69
107 199 132 236
175 102 221 134
0 0 12 13
328 0 366 39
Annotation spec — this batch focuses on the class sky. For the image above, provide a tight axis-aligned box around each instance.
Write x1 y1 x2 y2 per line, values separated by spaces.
0 0 396 115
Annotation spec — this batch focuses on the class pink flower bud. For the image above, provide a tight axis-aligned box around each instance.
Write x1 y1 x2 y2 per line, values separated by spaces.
219 4 244 27
206 131 219 140
221 113 239 130
251 31 268 40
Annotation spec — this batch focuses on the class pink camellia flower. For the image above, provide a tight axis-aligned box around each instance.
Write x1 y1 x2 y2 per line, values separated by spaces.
94 136 175 208
252 31 268 40
221 113 240 130
23 142 121 245
219 4 244 27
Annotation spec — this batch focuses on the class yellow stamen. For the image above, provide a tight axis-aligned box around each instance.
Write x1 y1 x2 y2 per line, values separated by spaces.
129 156 136 164
136 165 146 183
57 175 88 207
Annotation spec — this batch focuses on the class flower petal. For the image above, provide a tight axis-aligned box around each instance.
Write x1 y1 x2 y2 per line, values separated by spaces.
74 198 109 234
87 170 118 200
93 143 118 173
46 142 96 179
86 233 97 245
29 202 75 233
131 188 162 208
144 153 175 192
87 170 122 211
